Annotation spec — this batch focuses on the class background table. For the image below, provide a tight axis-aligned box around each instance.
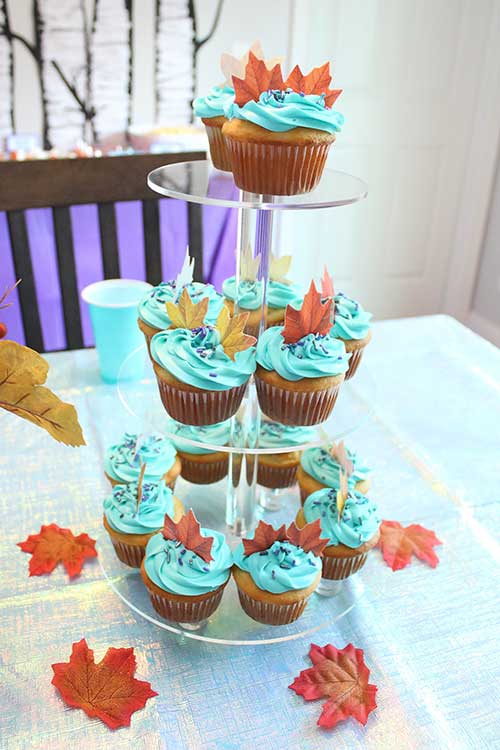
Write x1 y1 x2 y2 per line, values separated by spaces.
2 315 499 750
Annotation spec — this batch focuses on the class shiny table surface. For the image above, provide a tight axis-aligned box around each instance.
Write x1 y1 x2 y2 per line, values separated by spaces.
2 315 499 750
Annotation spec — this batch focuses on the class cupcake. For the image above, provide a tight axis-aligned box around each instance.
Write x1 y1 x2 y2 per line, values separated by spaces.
141 510 232 623
223 53 343 195
251 420 317 489
296 487 380 580
103 477 185 567
266 252 302 327
255 282 348 425
167 419 231 484
104 432 181 489
297 440 370 504
222 244 265 337
151 289 256 425
137 250 224 351
232 520 328 625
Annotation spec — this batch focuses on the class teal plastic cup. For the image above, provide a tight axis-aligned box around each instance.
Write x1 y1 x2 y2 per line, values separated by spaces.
81 279 152 383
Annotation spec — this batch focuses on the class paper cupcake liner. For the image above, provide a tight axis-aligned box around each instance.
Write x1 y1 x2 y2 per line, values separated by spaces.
148 585 225 623
225 137 332 195
322 551 368 580
179 454 229 484
257 461 298 489
237 588 311 625
299 484 314 505
155 375 247 425
204 122 232 172
110 538 145 568
345 346 365 380
254 376 343 426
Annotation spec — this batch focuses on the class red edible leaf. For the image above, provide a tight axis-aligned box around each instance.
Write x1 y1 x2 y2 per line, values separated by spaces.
324 89 342 108
17 523 97 578
51 639 157 730
233 50 284 106
242 520 287 556
320 265 335 299
282 281 332 344
286 520 329 557
284 62 342 108
378 520 442 571
289 643 377 729
162 509 214 563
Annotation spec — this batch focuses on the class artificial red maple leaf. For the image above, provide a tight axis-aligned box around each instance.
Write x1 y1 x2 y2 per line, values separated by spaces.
281 281 332 344
51 639 157 730
242 520 287 556
286 520 329 557
162 509 214 563
17 523 97 578
289 643 377 729
378 520 442 571
233 51 284 106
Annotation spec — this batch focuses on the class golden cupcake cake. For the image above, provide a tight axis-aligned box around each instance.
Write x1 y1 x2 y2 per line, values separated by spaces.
297 440 371 504
103 432 181 489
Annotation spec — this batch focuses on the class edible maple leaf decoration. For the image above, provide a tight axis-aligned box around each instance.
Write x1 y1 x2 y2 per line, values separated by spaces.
289 643 377 729
281 281 332 344
242 519 328 557
17 523 97 577
285 62 342 108
321 266 335 299
239 243 261 281
166 287 209 330
51 639 157 730
220 40 282 88
233 51 284 106
269 252 292 283
162 509 214 563
330 441 353 476
378 520 442 571
216 306 256 360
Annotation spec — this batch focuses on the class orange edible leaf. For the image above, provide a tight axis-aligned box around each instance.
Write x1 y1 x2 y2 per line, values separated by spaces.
165 287 209 330
51 639 157 730
281 281 332 344
324 89 342 108
233 51 284 106
284 62 342 109
216 306 256 360
162 509 214 563
378 520 442 571
287 519 329 557
220 41 282 87
17 523 97 578
242 520 287 556
321 266 335 299
289 643 377 728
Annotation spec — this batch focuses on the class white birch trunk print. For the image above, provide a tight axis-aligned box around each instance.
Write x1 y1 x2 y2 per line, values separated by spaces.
0 4 12 136
156 0 194 125
38 0 86 148
90 0 131 141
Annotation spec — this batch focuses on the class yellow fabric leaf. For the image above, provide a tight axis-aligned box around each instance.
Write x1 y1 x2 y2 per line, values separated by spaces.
165 288 209 329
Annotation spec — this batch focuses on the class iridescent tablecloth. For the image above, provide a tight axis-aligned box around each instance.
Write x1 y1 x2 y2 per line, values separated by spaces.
2 316 499 750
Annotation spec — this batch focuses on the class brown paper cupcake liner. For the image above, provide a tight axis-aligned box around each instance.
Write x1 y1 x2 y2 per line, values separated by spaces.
254 376 342 426
110 538 146 568
257 461 298 489
148 585 225 623
155 375 247 425
179 454 229 484
225 138 332 195
322 551 368 580
236 588 311 625
204 122 232 172
345 347 365 380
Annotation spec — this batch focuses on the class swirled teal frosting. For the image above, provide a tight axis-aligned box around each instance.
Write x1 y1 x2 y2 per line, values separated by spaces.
167 419 231 455
268 280 302 309
256 326 348 381
104 432 177 484
222 277 263 310
255 420 317 449
303 488 380 549
151 325 256 391
233 539 321 593
193 85 234 119
138 281 224 331
103 479 175 534
301 445 370 490
144 528 232 595
331 292 372 341
225 90 344 134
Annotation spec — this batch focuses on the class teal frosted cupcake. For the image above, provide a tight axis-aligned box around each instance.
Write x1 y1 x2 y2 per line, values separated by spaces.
103 479 185 567
296 488 380 580
193 85 234 171
222 278 263 337
167 420 231 484
141 510 232 623
103 432 181 489
331 292 372 380
297 443 370 504
252 421 317 489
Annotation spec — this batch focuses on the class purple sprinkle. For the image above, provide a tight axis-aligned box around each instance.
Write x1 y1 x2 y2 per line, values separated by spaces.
271 570 276 579
178 558 183 566
203 566 209 572
209 372 218 378
259 551 269 556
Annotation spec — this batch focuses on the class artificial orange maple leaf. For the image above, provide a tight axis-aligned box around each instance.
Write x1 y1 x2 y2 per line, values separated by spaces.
162 509 214 563
378 520 441 571
233 51 284 106
290 643 377 728
166 287 209 330
242 520 287 556
216 306 256 360
286 520 329 557
17 523 97 578
51 639 157 729
281 281 332 344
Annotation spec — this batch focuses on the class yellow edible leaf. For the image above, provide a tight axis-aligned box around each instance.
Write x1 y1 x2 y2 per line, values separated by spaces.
239 244 261 282
0 340 85 446
216 306 256 361
166 287 209 330
269 252 292 283
336 470 349 518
